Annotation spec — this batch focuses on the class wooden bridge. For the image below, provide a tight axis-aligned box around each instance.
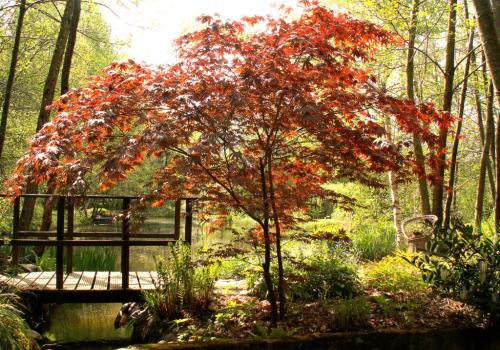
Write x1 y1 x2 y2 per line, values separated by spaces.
0 194 195 303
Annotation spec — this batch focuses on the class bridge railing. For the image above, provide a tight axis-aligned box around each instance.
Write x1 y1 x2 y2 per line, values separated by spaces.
9 194 195 290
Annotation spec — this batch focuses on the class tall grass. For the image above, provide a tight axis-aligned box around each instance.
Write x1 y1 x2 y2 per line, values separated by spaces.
72 247 118 271
37 247 117 271
350 224 396 260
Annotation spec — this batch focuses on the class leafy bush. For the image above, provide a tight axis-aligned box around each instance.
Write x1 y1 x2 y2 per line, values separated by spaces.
332 297 371 330
407 222 499 323
0 287 37 350
247 241 360 302
362 254 429 296
350 224 396 261
290 243 360 301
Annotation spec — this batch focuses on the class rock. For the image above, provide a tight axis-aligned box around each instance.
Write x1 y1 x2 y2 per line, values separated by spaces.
20 263 39 272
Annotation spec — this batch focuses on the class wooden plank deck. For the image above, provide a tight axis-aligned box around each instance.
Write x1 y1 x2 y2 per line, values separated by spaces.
0 271 160 303
0 271 159 291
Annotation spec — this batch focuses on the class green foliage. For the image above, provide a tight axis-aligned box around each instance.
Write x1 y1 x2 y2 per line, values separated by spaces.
290 243 360 301
0 287 36 350
407 223 499 322
351 224 396 261
332 297 371 331
144 242 216 323
362 254 429 296
246 242 360 302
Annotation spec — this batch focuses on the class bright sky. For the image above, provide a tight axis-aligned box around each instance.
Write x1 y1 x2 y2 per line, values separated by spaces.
102 0 299 65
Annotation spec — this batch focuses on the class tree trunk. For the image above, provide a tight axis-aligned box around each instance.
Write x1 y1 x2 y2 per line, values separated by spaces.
495 98 500 236
39 0 81 236
61 0 81 95
471 0 500 108
407 0 431 215
432 0 457 226
20 0 75 232
0 0 26 164
259 157 278 327
474 79 496 200
475 81 495 229
385 118 404 244
266 154 285 319
444 5 474 228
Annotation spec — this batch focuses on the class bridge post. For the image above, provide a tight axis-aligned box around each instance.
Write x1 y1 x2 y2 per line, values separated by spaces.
121 197 130 289
56 196 65 290
174 199 181 241
12 197 20 265
185 199 193 245
66 199 74 274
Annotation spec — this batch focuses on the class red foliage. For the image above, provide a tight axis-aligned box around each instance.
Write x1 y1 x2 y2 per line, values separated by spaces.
6 1 448 228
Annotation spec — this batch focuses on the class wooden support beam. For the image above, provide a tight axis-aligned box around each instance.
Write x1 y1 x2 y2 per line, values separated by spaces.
12 197 20 265
174 199 181 240
121 197 130 289
56 196 65 290
66 200 74 273
185 199 193 244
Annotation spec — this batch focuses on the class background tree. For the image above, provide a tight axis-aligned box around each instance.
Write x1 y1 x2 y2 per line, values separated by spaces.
0 0 26 162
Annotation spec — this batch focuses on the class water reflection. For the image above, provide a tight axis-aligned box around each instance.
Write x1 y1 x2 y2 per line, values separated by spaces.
44 304 132 343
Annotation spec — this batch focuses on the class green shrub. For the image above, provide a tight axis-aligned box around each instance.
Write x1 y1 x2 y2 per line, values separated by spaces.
0 287 37 350
351 224 396 260
291 243 360 301
332 297 371 331
407 222 499 323
246 242 360 302
362 254 429 296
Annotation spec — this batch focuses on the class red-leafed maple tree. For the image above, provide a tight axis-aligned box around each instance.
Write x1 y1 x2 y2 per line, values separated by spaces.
6 1 449 324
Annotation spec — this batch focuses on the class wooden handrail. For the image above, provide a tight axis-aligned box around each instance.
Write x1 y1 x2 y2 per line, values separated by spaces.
10 239 177 246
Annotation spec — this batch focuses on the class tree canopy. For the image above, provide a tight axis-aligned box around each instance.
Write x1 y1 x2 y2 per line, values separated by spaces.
7 1 446 222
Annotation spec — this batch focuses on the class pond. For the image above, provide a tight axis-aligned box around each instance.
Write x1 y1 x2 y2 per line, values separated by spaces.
42 217 236 347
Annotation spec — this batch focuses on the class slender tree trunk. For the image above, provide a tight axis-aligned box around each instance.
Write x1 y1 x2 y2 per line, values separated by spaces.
471 0 500 108
475 81 495 229
39 0 81 235
495 100 500 236
432 0 457 226
20 0 75 232
407 0 431 215
385 118 404 244
259 157 278 327
266 154 285 319
444 5 474 228
61 0 81 95
475 50 497 199
474 81 496 200
0 0 26 164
